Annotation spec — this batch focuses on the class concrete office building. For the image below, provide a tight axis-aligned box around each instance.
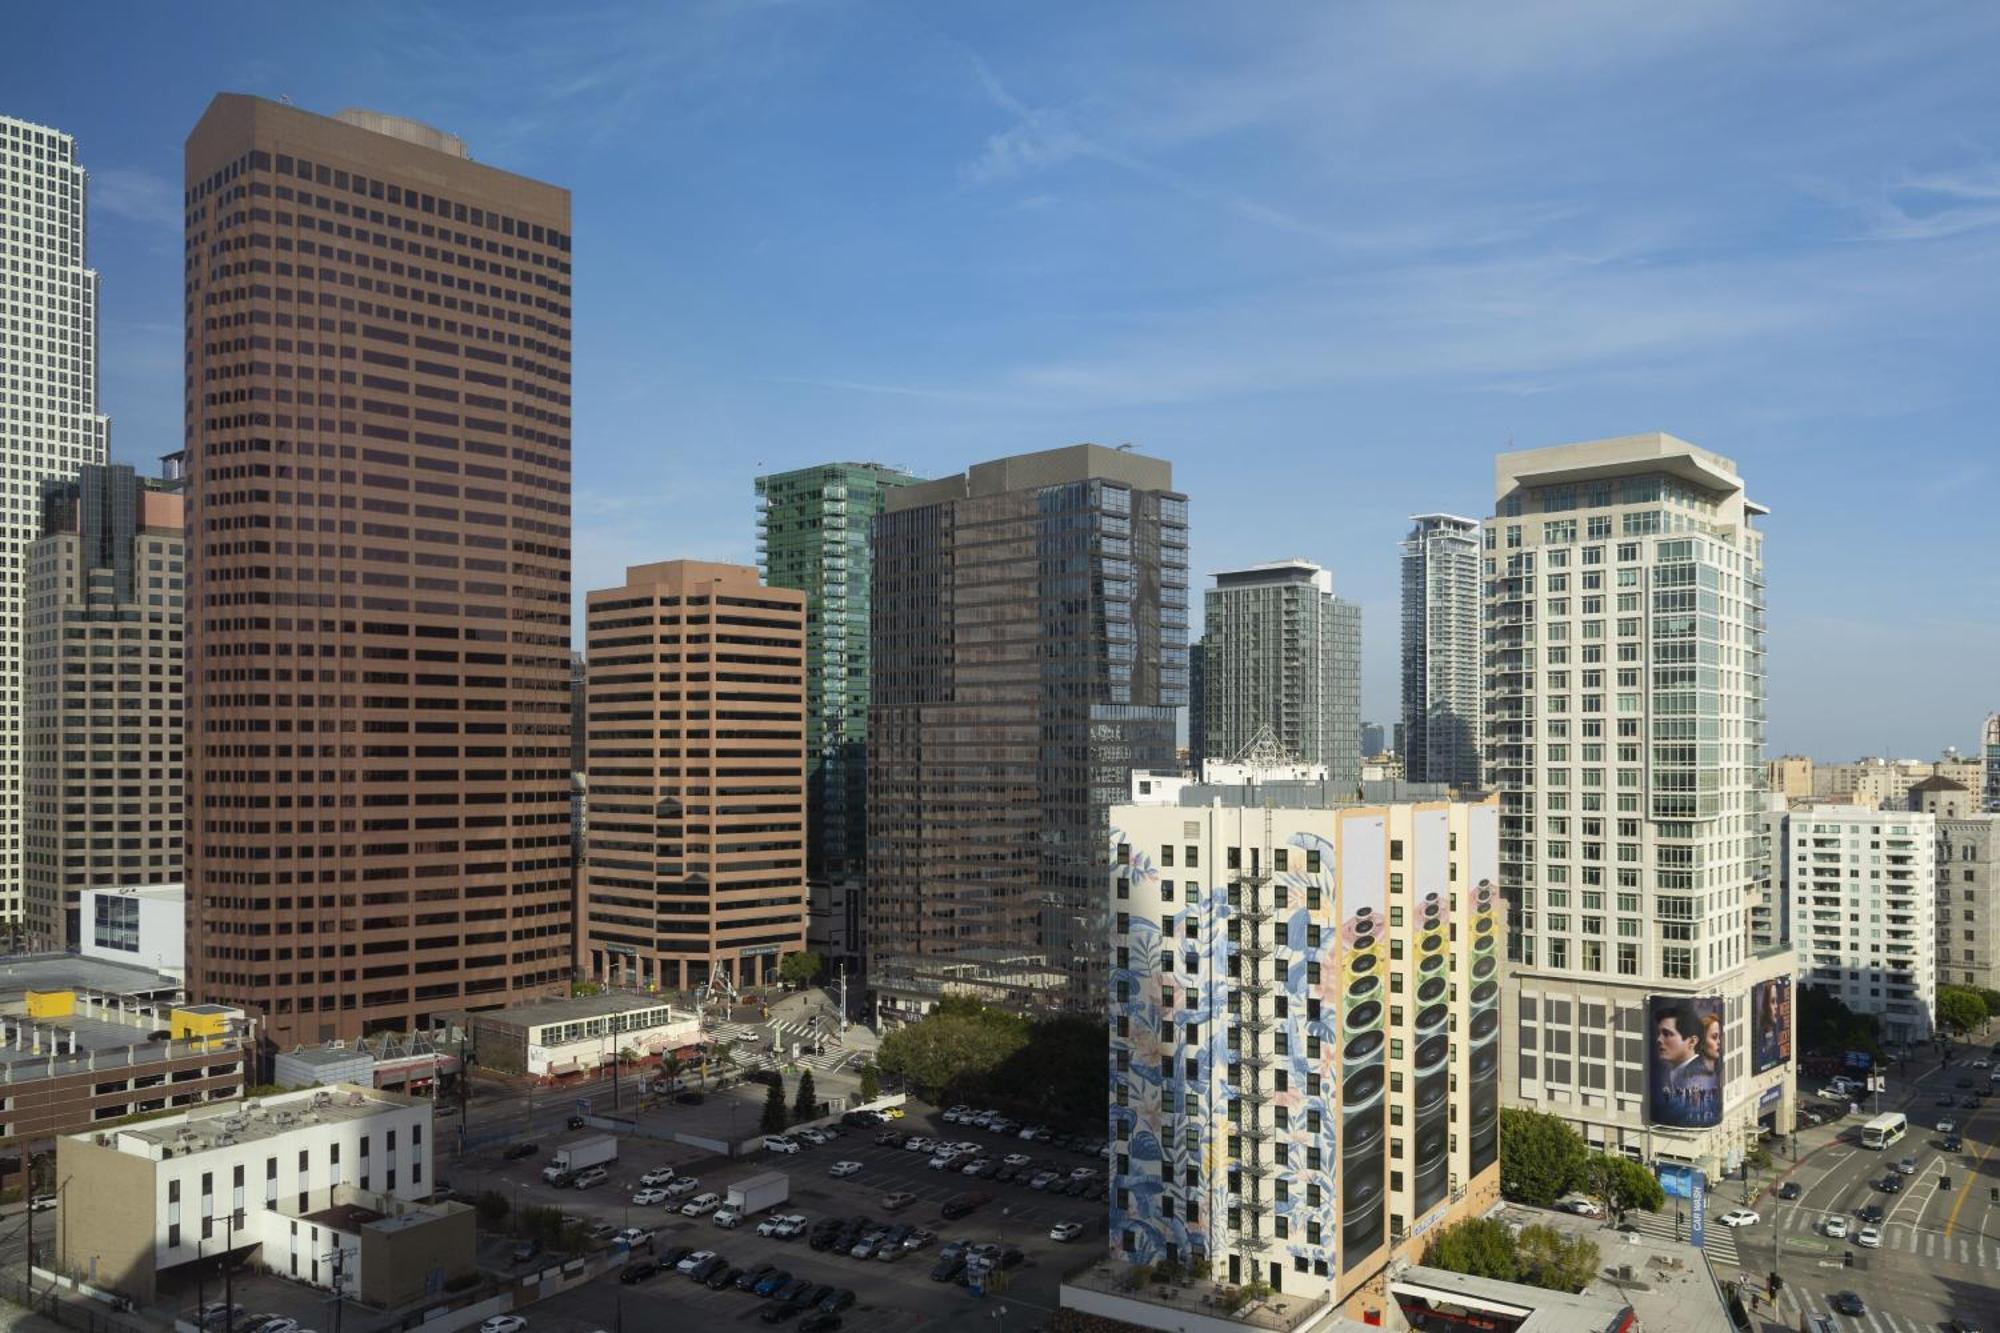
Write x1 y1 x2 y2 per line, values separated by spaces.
24 464 184 952
1909 775 1975 819
755 462 917 980
1938 814 2000 994
1487 434 1793 1180
1105 793 1502 1316
582 560 806 993
1985 715 2000 813
1200 560 1361 789
1780 805 1937 1042
1360 721 1387 759
1401 514 1483 790
869 444 1189 1009
1 116 113 927
181 97 574 1045
80 882 187 978
55 1083 450 1303
1187 639 1209 766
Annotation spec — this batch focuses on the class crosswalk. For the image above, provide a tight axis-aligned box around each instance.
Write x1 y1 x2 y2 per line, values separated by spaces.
1618 1206 1740 1267
1761 1204 2000 1267
1774 1286 1977 1333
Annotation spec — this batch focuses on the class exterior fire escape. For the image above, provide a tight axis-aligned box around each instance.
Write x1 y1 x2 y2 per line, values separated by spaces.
1230 809 1277 1266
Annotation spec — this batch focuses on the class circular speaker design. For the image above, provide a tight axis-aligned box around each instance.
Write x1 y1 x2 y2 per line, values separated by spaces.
1351 952 1376 974
1468 1009 1499 1042
1470 1043 1498 1078
1420 954 1445 974
1418 977 1447 1003
1416 1004 1449 1035
1471 979 1498 1006
1415 1068 1448 1112
1344 1029 1384 1062
1416 1121 1449 1164
1346 973 1379 1000
1421 932 1442 953
1347 999 1383 1030
1415 1033 1449 1069
1471 956 1496 980
1343 1065 1386 1112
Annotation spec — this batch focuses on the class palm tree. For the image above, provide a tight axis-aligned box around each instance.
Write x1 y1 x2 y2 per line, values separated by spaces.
708 1039 738 1088
658 1052 684 1093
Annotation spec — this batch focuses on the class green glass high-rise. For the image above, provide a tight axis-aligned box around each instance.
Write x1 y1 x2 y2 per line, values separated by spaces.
756 463 919 971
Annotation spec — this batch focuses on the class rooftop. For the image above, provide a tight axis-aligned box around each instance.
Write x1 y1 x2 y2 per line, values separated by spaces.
1392 1265 1633 1333
463 991 693 1032
1495 1204 1735 1333
0 953 183 1001
94 1083 419 1158
1063 1258 1328 1332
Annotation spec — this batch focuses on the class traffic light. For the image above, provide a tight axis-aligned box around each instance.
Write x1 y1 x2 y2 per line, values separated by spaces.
1843 1250 1854 1268
1767 1272 1780 1298
1941 1175 1953 1191
1990 1186 1998 1203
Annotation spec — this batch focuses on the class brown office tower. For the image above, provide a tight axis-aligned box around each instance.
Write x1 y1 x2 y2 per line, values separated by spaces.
182 96 574 1044
583 561 807 993
869 444 1190 1009
24 463 186 951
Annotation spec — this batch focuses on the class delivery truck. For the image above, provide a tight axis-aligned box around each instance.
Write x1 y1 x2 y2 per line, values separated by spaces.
725 1170 789 1217
541 1133 617 1182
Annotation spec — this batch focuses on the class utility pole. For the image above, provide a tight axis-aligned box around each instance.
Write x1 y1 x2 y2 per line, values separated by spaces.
322 1243 349 1333
223 1209 238 1327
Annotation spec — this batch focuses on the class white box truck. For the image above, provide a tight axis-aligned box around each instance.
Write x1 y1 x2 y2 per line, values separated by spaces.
725 1171 789 1217
541 1134 617 1182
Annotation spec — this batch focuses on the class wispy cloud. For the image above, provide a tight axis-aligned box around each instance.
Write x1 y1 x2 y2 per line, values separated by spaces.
91 169 181 231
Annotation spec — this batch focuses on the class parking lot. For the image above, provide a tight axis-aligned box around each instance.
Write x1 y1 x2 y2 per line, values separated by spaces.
452 1101 1109 1332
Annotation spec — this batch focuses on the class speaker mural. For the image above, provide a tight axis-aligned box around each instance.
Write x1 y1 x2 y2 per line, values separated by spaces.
1467 875 1500 1176
1338 814 1387 1270
1411 810 1452 1219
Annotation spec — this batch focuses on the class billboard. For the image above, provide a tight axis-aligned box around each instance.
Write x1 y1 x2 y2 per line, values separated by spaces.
1751 977 1792 1074
1647 994 1723 1128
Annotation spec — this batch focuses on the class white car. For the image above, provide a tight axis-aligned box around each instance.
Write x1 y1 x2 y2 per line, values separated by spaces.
1019 1125 1045 1141
1070 1166 1100 1180
712 1208 743 1229
680 1192 721 1217
944 1105 971 1123
480 1319 527 1333
1974 1058 1992 1069
903 1136 934 1153
675 1249 716 1274
1856 1225 1882 1249
961 1159 991 1176
1557 1196 1604 1218
1939 1119 1958 1134
764 1136 801 1154
954 1141 982 1155
631 1188 668 1206
1717 1209 1759 1228
613 1227 655 1248
927 1153 960 1170
829 1160 863 1178
640 1168 675 1187
1050 1221 1085 1242
1823 1216 1848 1239
757 1212 804 1237
665 1176 701 1198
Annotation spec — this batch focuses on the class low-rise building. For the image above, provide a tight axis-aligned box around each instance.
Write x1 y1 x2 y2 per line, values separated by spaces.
54 1083 445 1303
440 992 700 1078
1782 805 1937 1042
1105 790 1503 1318
78 883 185 980
1909 775 1976 819
871 950 1069 1028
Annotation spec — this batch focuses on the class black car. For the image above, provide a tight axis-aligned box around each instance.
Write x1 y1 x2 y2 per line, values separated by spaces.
1958 1077 1975 1089
674 1091 705 1105
503 1142 538 1160
818 1289 856 1314
1945 1134 1965 1152
808 1230 840 1252
709 1266 745 1291
758 1301 803 1325
971 1161 999 1180
876 1131 908 1148
941 1193 988 1220
791 1283 834 1308
1832 1291 1866 1316
798 1315 844 1333
1777 1182 1801 1200
995 1165 1021 1184
737 1264 778 1293
996 1247 1025 1270
1937 1094 1957 1107
690 1255 729 1282
773 1278 812 1303
1878 1175 1902 1193
660 1245 694 1269
1856 1204 1884 1224
619 1259 659 1284
930 1255 965 1282
567 1114 588 1129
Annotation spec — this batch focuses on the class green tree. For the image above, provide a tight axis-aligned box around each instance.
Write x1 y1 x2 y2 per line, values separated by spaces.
1514 1223 1600 1294
760 1079 789 1134
794 1070 818 1123
706 1038 737 1087
1579 1152 1665 1218
1798 984 1883 1056
779 950 823 990
1937 986 1988 1036
474 1190 510 1228
1425 1217 1518 1282
1499 1108 1590 1207
858 1062 881 1100
1977 989 2000 1030
876 1003 1031 1099
657 1052 683 1092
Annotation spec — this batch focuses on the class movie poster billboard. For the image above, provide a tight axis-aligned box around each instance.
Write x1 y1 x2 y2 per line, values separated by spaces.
1751 977 1792 1074
1648 994 1724 1128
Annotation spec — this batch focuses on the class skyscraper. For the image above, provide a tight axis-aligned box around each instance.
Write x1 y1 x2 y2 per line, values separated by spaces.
183 96 574 1044
1487 434 1793 1176
1200 560 1360 788
24 463 184 951
1 116 111 928
755 462 917 978
1401 513 1483 790
869 444 1189 1008
1984 713 2000 813
1187 638 1209 764
581 560 806 993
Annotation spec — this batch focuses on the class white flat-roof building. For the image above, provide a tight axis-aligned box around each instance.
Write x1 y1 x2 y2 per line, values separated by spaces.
79 883 185 980
1783 805 1937 1042
56 1083 438 1302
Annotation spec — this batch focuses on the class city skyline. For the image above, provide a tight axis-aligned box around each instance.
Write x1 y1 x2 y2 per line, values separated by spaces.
9 5 2000 759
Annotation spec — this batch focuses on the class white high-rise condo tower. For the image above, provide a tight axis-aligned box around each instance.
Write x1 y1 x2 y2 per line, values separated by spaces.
1486 434 1794 1183
1 117 111 928
1401 514 1484 790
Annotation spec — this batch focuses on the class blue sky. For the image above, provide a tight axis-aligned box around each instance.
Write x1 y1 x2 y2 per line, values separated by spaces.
10 1 2000 758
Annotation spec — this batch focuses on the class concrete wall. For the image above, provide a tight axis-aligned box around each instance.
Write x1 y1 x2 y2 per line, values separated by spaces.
55 1131 163 1300
359 1202 476 1307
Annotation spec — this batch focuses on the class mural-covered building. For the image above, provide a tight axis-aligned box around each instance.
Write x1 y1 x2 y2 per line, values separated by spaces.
1105 789 1502 1315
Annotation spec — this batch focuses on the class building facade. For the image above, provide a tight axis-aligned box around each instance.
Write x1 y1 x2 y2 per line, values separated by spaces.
755 462 917 979
182 96 575 1043
582 560 806 993
1105 795 1503 1311
1487 434 1793 1180
1938 815 2000 994
1401 514 1483 791
1 116 113 927
869 444 1189 1008
1780 805 1937 1042
24 464 184 951
1200 560 1361 789
1985 715 2000 813
79 883 187 978
1766 755 1812 803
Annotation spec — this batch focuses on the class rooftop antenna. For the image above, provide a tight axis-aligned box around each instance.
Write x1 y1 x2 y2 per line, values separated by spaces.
279 94 293 107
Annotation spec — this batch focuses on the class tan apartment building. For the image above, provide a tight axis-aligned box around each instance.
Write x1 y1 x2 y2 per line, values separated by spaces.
24 463 185 953
583 561 807 993
182 95 574 1044
1939 815 2000 993
1766 755 1812 802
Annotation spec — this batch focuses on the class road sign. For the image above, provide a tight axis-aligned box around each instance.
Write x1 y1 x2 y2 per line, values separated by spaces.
1690 1170 1707 1251
576 1097 592 1114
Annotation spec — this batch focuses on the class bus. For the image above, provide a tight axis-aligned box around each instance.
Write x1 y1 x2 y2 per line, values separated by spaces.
1860 1112 1906 1149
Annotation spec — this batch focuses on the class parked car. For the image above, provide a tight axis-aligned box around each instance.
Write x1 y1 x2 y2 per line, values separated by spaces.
481 1319 528 1333
754 1269 794 1297
615 1257 656 1284
1556 1195 1604 1217
875 1131 909 1148
1050 1221 1086 1242
766 1136 802 1155
829 1160 863 1178
941 1192 991 1220
682 1192 722 1216
736 1264 778 1292
930 1255 966 1283
572 1165 608 1189
881 1190 917 1211
511 1239 543 1265
709 1264 745 1291
675 1249 716 1274
632 1188 668 1206
504 1142 538 1160
665 1176 701 1198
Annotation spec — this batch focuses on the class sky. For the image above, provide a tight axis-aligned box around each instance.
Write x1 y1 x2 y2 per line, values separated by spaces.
8 0 2000 759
